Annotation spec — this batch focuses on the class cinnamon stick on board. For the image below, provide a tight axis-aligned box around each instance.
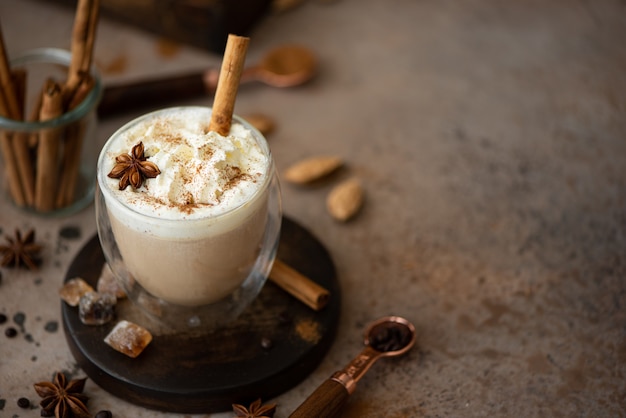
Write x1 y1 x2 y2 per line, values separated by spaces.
269 260 330 311
208 34 250 135
35 80 64 212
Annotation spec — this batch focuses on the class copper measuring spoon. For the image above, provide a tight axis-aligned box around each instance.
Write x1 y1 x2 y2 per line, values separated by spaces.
97 44 317 118
237 44 317 88
289 316 416 418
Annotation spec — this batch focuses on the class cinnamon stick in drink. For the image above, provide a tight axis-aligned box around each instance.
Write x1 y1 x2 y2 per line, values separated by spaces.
208 34 250 135
35 80 63 212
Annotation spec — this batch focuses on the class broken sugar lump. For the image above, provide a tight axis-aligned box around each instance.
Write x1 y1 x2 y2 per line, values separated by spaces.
96 263 126 298
79 291 117 325
59 278 95 306
104 320 152 358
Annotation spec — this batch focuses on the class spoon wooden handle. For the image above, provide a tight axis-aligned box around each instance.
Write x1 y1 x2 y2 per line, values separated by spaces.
97 66 269 119
97 71 214 118
289 379 350 418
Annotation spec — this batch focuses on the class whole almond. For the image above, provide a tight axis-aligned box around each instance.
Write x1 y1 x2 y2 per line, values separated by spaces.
272 0 305 13
284 156 343 184
326 177 364 221
243 113 275 136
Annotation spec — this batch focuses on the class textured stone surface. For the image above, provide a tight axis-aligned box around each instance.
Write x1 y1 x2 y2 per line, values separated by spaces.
0 0 624 417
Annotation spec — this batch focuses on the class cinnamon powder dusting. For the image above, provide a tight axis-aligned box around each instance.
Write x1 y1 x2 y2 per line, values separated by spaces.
295 318 321 344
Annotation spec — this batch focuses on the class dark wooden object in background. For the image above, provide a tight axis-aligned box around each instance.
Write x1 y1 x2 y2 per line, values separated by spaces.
43 0 273 53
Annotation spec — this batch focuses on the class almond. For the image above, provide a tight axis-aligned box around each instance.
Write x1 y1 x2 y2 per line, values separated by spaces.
272 0 305 13
326 177 364 221
243 113 275 136
284 156 343 184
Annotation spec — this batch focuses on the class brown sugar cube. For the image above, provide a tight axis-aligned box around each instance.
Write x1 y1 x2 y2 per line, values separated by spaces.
79 291 117 326
104 320 152 358
59 277 95 306
96 263 126 299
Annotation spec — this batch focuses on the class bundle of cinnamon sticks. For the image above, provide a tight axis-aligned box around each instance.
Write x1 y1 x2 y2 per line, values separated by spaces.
0 0 100 212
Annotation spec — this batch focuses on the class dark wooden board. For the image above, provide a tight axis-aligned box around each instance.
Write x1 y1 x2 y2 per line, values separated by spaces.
62 216 340 413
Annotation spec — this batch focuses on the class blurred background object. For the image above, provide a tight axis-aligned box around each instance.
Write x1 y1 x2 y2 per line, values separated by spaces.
44 0 274 53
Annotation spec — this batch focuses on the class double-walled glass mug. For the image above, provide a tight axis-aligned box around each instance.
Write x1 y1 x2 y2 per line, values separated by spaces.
0 48 102 216
95 107 282 330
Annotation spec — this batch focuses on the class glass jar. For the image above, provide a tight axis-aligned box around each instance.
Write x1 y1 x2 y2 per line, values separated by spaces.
95 107 282 330
0 48 102 216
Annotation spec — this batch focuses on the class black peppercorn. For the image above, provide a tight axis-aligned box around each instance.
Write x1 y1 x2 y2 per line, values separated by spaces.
0 313 7 324
17 397 30 408
59 225 81 240
95 410 113 418
5 327 17 338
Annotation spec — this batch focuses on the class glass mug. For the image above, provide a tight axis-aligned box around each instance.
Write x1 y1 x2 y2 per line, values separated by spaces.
95 107 282 330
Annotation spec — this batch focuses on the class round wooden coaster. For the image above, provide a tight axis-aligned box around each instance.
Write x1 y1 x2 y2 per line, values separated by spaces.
62 216 340 414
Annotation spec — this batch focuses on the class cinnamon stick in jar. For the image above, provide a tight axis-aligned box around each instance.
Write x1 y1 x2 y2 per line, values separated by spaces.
65 0 100 104
0 134 25 206
0 25 21 120
0 23 26 206
34 79 64 212
10 68 27 112
10 68 36 206
57 75 94 208
0 87 24 207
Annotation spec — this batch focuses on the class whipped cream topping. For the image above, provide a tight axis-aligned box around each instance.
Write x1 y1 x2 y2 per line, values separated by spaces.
100 107 269 220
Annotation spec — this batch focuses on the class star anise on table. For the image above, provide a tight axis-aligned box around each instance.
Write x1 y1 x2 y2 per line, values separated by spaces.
232 398 277 418
107 141 160 190
0 228 42 270
33 372 90 418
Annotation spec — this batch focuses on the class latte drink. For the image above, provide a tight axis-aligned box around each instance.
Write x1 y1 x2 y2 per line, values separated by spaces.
97 107 275 307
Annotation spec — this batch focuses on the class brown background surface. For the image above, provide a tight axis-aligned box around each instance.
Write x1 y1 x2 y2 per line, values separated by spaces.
1 0 625 417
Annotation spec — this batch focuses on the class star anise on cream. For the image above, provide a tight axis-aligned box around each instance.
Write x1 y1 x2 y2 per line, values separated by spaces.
33 372 90 418
107 141 160 190
0 228 42 270
232 398 277 418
